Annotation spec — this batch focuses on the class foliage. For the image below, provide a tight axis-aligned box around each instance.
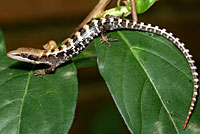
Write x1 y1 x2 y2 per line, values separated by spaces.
0 0 199 133
94 31 200 133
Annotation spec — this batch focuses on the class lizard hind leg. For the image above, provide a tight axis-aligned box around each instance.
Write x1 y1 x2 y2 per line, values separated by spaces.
43 40 58 50
100 33 118 47
99 25 118 47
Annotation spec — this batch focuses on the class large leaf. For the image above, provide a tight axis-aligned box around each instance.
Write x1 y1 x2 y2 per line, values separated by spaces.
0 29 78 134
94 30 200 133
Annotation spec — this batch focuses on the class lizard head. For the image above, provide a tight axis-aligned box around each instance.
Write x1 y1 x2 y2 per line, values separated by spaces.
7 47 44 64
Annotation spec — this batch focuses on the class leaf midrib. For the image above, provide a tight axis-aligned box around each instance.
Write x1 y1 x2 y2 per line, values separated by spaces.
117 31 180 133
17 71 32 134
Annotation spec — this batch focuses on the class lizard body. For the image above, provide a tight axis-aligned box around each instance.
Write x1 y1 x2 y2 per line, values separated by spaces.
7 15 199 129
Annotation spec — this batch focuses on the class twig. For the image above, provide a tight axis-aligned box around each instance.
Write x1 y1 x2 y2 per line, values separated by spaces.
70 0 111 37
130 0 138 22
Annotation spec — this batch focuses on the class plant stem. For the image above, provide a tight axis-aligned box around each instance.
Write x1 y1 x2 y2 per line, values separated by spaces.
70 0 111 37
130 0 138 22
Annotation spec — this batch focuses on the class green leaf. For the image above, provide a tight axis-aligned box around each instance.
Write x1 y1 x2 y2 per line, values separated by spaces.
136 0 157 14
0 55 78 133
0 29 6 56
94 30 200 133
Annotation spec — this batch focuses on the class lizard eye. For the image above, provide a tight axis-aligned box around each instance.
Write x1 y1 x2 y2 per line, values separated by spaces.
28 55 38 60
21 53 28 58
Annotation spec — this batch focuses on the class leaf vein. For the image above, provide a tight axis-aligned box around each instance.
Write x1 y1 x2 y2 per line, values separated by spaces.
0 99 22 111
0 115 19 132
17 71 32 134
132 46 190 80
0 74 27 88
133 31 182 58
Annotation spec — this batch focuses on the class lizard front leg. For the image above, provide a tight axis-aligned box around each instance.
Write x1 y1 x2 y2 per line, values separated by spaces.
33 64 56 76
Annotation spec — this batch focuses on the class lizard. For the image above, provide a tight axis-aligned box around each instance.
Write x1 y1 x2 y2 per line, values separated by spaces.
7 14 199 130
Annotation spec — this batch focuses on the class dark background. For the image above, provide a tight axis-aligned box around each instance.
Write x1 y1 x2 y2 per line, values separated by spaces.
1 0 200 133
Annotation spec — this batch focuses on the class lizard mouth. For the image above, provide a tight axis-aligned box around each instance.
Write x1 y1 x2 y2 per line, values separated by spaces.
7 51 19 60
7 51 30 62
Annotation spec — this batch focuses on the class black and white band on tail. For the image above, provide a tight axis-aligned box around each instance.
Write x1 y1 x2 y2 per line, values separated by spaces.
7 14 198 129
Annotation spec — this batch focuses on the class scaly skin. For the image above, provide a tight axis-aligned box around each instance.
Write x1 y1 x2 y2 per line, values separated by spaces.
7 15 199 129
